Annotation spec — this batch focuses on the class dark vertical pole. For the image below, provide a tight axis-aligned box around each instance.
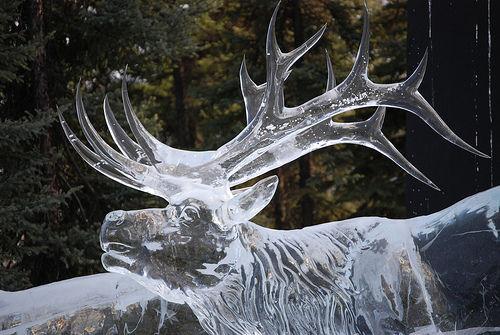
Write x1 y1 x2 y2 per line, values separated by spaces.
273 7 288 230
406 0 499 216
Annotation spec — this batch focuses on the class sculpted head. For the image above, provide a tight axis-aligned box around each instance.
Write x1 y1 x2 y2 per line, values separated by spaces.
99 177 278 303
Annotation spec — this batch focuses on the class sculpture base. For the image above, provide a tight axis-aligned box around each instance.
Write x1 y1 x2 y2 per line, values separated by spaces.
0 273 204 334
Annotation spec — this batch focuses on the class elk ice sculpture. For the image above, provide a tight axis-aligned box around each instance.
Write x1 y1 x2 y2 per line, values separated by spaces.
10 3 494 335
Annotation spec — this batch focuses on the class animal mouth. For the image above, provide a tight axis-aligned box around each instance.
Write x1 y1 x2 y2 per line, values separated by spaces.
102 241 134 254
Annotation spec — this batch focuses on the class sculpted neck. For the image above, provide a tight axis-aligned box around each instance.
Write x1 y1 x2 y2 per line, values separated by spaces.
236 220 368 261
186 221 365 334
231 220 370 288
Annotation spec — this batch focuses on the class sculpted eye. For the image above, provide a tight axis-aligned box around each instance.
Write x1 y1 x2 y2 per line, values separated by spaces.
180 205 200 222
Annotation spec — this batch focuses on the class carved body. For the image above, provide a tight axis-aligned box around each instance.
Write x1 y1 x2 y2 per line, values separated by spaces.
2 188 498 334
99 187 500 335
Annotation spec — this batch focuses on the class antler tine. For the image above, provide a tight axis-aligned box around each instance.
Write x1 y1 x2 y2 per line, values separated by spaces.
266 2 327 75
263 1 286 114
358 107 439 190
75 84 126 168
264 1 326 114
381 51 490 158
58 109 166 197
121 78 162 168
265 1 281 63
283 24 328 74
337 5 370 91
240 56 266 124
75 83 150 180
405 50 428 91
121 78 221 168
325 50 336 92
230 106 438 190
103 94 151 165
120 75 217 169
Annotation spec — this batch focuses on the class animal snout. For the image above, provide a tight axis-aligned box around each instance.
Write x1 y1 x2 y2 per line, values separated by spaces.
100 210 126 252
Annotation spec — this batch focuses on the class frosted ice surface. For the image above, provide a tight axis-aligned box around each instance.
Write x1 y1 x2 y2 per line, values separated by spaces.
0 273 203 334
2 188 499 334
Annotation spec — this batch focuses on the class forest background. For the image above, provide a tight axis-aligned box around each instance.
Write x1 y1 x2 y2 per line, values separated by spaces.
0 0 407 290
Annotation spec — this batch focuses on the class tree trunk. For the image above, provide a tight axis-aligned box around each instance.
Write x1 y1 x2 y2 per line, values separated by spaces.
31 0 50 120
299 153 313 227
172 59 195 148
31 0 54 193
273 168 286 230
29 0 62 285
292 0 314 227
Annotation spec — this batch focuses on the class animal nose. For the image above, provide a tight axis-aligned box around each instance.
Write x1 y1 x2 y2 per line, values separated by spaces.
100 210 126 251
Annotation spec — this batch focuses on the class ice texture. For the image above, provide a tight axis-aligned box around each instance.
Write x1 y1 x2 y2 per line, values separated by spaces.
1 188 499 334
0 273 204 334
37 2 500 334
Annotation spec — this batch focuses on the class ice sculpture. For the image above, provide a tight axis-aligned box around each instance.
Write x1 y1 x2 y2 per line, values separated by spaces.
3 3 498 335
2 188 499 334
0 273 205 334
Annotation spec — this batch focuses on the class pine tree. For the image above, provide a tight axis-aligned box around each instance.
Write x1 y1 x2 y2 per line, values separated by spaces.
0 0 64 290
0 0 205 290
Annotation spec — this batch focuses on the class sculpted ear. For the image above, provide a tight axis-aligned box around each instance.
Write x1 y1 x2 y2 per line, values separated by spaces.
223 175 279 223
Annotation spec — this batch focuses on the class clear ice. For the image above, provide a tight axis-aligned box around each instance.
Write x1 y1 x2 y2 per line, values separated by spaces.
2 3 498 335
2 188 499 334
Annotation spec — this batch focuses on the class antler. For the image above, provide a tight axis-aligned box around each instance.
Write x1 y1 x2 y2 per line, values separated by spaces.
212 4 488 189
229 51 437 189
59 79 219 201
61 3 488 202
